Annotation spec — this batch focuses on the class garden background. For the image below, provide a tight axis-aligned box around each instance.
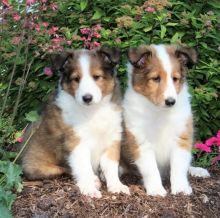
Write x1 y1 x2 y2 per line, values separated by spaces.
0 0 219 217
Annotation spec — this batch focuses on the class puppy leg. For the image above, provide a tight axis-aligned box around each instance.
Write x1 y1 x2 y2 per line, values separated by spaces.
100 141 130 195
135 145 167 197
188 166 210 178
68 144 102 198
170 147 192 195
22 148 67 180
23 161 67 180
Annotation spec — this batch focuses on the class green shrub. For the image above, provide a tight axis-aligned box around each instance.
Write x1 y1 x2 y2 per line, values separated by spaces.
1 0 219 141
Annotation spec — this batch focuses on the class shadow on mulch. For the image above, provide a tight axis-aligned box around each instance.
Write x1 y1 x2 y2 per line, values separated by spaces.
12 166 220 218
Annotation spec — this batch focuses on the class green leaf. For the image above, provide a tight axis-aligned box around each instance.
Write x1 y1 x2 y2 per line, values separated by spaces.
80 0 88 11
0 204 13 218
207 0 220 9
0 187 16 210
14 57 25 65
166 22 178 26
33 62 45 73
0 148 16 161
92 9 103 20
144 26 153 32
0 161 22 188
103 17 111 22
25 111 39 122
171 32 179 43
200 42 208 49
160 25 166 39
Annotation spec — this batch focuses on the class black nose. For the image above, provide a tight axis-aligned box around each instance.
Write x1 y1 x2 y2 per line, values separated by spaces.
82 94 93 104
165 98 176 107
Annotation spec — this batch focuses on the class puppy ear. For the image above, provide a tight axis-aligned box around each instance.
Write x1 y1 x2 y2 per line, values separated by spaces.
50 51 74 72
98 46 121 67
175 47 197 69
128 46 152 68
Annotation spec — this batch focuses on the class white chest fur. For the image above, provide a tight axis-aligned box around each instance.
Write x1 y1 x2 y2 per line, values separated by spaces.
56 90 122 171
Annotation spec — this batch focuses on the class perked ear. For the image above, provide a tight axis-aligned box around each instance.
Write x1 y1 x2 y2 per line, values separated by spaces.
175 47 197 69
128 46 152 68
50 51 74 72
98 46 121 67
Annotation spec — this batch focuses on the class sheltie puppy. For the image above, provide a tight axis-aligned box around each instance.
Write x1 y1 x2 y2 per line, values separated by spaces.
122 44 209 196
20 46 129 198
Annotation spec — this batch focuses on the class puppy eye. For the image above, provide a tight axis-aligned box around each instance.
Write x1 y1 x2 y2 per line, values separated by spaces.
93 75 102 81
151 76 160 82
70 76 80 83
173 77 179 82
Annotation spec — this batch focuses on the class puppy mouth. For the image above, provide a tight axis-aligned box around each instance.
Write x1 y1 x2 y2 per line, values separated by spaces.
82 102 93 106
79 100 99 107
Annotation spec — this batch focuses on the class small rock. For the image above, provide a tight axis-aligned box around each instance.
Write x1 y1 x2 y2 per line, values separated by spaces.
201 194 209 203
112 195 116 200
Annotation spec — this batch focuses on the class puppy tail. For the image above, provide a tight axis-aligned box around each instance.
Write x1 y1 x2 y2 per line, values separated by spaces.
188 166 210 178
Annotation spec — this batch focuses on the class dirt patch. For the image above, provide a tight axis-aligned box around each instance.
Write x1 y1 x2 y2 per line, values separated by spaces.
12 166 220 218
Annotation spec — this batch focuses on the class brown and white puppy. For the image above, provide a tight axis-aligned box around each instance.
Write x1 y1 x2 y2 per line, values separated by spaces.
121 44 209 196
20 47 129 198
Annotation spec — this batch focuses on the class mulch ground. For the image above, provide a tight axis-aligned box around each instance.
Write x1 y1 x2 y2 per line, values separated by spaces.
12 166 220 218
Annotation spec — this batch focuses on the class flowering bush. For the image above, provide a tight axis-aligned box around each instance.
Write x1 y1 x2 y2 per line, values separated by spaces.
193 130 220 167
0 0 219 215
1 0 219 143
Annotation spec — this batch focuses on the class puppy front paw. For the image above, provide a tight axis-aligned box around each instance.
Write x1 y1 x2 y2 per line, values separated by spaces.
171 184 192 195
146 184 167 197
108 182 130 195
77 181 102 198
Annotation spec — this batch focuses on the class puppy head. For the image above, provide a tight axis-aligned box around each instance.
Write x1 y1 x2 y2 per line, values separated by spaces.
51 46 120 106
128 44 197 107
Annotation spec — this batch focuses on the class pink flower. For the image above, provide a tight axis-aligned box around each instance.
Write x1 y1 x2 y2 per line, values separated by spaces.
11 36 21 45
48 26 59 35
80 28 91 35
87 35 92 41
42 22 49 28
43 67 53 76
217 130 220 139
205 137 218 146
3 0 10 7
92 41 101 48
51 37 63 44
66 40 72 45
194 143 211 153
35 23 40 32
145 6 156 13
81 36 87 41
92 31 101 38
16 137 23 143
13 14 21 22
26 0 36 6
94 24 102 31
211 154 220 165
50 3 58 11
